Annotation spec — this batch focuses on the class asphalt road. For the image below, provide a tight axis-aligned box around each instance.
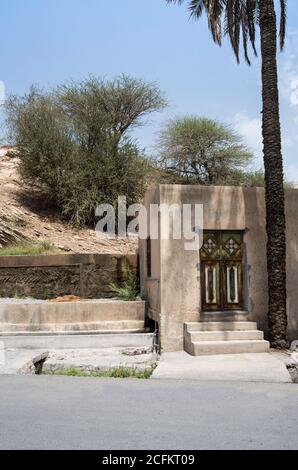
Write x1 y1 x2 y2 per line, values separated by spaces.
0 375 297 450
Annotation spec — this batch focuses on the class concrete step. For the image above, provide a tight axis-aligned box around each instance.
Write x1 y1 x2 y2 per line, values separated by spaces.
184 321 268 356
0 332 154 350
189 330 264 342
185 321 257 332
201 311 249 322
186 339 269 356
0 300 145 324
0 320 145 333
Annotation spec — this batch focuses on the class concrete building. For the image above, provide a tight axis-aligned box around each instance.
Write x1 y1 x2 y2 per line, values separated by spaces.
139 185 298 354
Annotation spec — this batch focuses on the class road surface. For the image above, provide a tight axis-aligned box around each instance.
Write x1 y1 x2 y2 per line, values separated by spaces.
0 375 297 450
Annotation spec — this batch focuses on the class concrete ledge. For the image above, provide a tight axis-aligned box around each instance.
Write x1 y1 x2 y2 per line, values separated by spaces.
0 320 145 333
0 253 137 268
0 333 155 374
0 332 154 350
0 299 146 333
0 299 145 323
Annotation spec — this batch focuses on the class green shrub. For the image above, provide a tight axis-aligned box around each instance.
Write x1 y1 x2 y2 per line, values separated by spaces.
5 76 166 226
110 266 140 301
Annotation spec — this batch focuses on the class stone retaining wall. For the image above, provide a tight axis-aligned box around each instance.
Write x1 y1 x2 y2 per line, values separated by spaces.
0 253 137 299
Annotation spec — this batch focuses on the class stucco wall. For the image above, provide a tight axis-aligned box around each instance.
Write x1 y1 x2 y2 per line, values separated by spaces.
159 186 200 351
140 184 298 351
139 186 161 322
285 189 298 340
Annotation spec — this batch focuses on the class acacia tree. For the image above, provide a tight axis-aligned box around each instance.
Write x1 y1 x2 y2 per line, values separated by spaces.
6 75 167 226
158 117 253 184
167 0 288 348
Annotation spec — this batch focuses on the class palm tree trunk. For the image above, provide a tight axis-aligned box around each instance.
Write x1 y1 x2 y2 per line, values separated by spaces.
259 0 287 348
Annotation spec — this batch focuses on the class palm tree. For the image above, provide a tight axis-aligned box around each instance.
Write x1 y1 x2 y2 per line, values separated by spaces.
167 0 288 348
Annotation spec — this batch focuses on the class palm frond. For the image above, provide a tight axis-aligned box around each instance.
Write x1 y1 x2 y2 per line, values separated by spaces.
188 0 206 19
246 0 258 56
233 0 241 63
241 6 251 65
204 1 224 45
279 0 287 50
166 0 287 63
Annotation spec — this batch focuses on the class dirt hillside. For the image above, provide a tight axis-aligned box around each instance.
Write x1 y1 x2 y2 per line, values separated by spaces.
0 147 137 254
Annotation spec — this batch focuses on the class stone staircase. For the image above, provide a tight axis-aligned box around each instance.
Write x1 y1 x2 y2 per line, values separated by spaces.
184 321 269 355
0 299 153 356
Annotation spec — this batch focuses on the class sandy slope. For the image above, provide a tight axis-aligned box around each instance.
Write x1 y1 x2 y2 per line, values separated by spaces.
0 148 137 254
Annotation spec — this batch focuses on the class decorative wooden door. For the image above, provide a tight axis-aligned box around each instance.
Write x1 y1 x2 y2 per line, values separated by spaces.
200 231 243 311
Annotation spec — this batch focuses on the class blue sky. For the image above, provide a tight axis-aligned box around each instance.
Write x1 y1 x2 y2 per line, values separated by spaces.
1 0 298 181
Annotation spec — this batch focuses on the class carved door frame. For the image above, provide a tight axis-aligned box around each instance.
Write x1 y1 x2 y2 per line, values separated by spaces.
200 230 244 311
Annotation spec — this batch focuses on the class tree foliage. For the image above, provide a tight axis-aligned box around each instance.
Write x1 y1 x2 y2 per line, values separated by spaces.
157 116 255 185
5 76 166 225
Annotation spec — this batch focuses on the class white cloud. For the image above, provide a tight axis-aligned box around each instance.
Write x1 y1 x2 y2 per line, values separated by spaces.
232 111 296 173
280 29 298 108
232 112 263 167
223 30 298 183
284 164 298 185
290 83 298 105
231 32 298 177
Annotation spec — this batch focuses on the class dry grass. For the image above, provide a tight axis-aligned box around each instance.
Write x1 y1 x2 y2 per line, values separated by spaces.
0 241 60 256
44 366 156 379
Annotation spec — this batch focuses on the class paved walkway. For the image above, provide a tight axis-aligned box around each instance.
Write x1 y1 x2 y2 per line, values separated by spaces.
152 351 292 383
0 343 292 384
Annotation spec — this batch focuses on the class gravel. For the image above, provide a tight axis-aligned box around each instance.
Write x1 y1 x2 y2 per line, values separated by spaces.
0 298 45 304
0 297 136 304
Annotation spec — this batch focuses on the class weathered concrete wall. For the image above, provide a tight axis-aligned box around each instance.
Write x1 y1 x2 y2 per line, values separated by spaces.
285 189 298 341
139 187 161 323
159 186 200 351
0 253 137 300
140 185 298 351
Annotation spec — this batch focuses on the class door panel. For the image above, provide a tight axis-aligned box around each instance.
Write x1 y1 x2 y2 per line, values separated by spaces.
200 232 220 261
222 261 243 310
221 231 243 260
200 231 244 311
201 261 221 311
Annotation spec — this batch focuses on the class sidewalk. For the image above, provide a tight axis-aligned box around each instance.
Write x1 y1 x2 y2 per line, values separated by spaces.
152 351 292 383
